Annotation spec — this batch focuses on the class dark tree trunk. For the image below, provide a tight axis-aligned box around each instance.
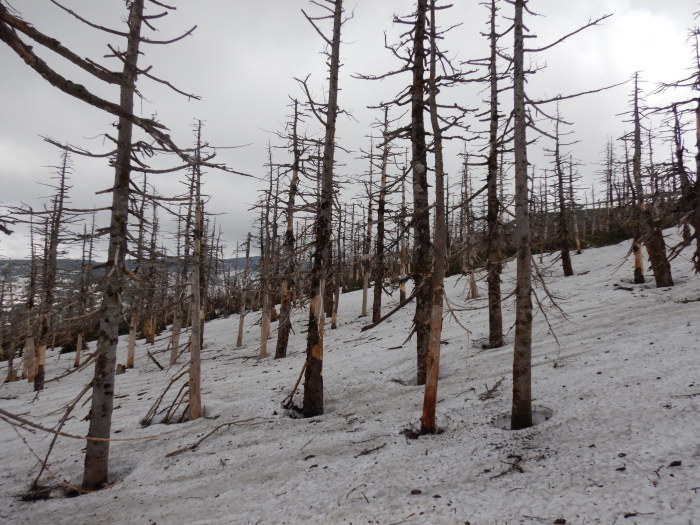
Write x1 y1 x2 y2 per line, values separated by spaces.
410 0 432 387
275 100 301 359
303 0 343 418
511 0 533 431
372 108 390 324
485 0 504 348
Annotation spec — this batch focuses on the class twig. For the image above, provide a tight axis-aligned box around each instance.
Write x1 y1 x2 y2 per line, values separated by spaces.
361 289 417 331
354 442 386 458
282 361 307 409
478 376 505 401
164 417 268 457
146 350 165 370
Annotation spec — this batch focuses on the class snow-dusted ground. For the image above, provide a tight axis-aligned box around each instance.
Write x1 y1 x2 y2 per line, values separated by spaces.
1 231 699 525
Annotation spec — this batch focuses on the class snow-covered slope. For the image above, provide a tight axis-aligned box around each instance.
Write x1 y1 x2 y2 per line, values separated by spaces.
1 231 699 524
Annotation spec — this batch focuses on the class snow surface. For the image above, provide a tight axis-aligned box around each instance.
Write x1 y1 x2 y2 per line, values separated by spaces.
1 231 699 525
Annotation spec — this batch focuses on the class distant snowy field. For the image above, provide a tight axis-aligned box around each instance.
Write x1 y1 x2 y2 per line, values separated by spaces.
1 230 699 525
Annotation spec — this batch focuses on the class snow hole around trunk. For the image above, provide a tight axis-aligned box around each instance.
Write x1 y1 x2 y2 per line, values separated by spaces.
493 405 553 430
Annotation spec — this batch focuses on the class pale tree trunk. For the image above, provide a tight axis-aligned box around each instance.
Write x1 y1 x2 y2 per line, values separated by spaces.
511 0 533 431
73 332 84 369
410 0 432 387
303 0 343 418
421 0 445 433
83 0 143 491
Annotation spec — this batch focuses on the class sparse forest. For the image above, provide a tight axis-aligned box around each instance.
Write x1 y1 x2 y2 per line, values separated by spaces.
0 0 698 523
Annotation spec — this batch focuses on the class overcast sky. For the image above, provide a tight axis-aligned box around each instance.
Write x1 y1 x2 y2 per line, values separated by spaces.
0 0 696 259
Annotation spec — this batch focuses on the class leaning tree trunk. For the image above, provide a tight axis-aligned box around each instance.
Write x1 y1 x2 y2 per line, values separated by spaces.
511 0 533 431
302 0 343 418
82 0 142 492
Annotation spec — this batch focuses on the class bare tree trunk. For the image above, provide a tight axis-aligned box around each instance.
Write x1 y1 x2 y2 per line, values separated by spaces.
361 162 373 318
275 100 302 359
421 0 445 433
483 114 504 344
236 233 251 348
399 178 408 303
372 108 390 324
71 331 83 368
188 129 204 421
554 117 574 277
302 0 343 418
410 0 432 387
569 159 582 254
511 0 533 431
83 0 143 492
631 74 673 287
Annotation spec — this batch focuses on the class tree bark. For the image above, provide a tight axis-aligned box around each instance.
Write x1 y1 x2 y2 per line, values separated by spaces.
82 0 143 492
485 0 504 348
511 0 533 431
303 0 343 418
421 0 445 434
275 100 301 359
410 0 432 387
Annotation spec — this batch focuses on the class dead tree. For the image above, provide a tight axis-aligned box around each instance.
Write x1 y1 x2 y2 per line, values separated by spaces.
629 74 674 287
510 0 533 430
410 1 434 387
372 109 392 324
188 123 205 421
551 112 574 277
236 233 251 348
509 0 611 430
420 0 448 434
360 145 374 318
275 99 305 359
301 0 344 417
